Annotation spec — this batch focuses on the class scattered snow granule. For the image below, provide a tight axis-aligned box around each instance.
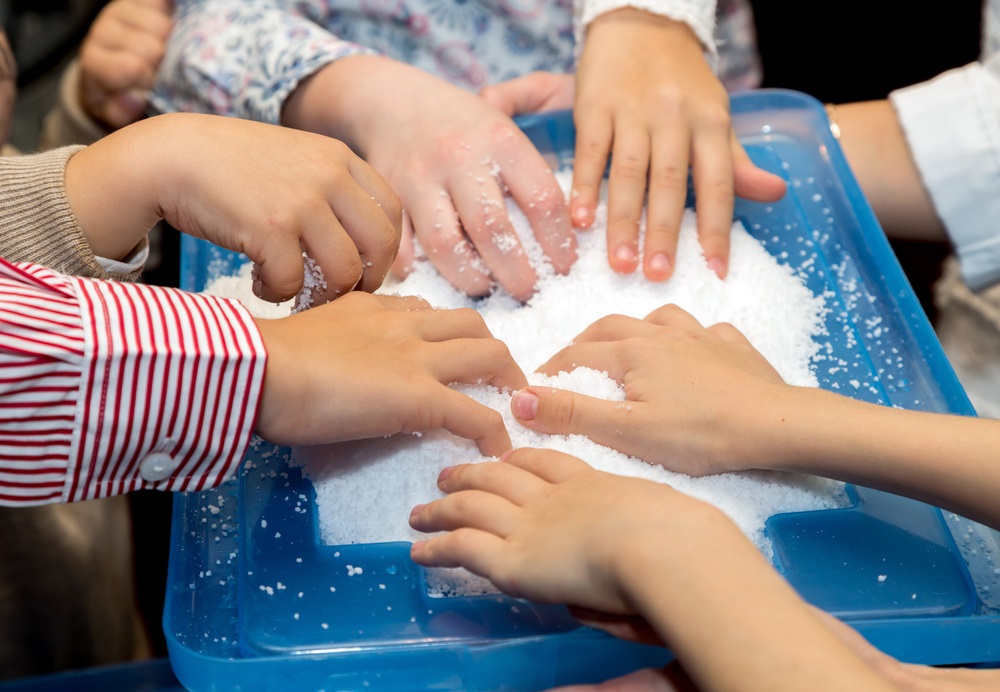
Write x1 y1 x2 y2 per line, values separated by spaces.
877 575 887 583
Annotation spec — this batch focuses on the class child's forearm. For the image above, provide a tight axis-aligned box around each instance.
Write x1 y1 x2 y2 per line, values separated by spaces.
832 100 945 242
63 115 166 261
615 510 895 691
764 386 1000 529
282 54 400 156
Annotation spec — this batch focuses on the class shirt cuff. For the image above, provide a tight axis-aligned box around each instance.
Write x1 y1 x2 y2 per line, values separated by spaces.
66 274 267 501
575 0 718 69
890 60 1000 292
95 237 150 275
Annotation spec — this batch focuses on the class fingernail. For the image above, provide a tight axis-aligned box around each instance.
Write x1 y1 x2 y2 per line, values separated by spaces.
499 449 515 463
410 540 426 552
707 257 726 278
512 390 538 421
437 466 453 483
648 252 672 278
615 244 636 262
614 244 638 273
409 503 426 518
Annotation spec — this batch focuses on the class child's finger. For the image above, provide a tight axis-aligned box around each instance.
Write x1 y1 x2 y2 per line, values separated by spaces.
510 386 635 446
346 153 403 243
502 447 592 484
436 461 549 506
731 134 787 202
405 181 493 297
450 172 537 302
569 312 654 345
690 121 736 279
534 341 625 382
434 387 512 457
90 4 170 60
706 321 752 346
409 529 507 577
642 128 691 282
430 337 528 392
570 110 612 230
372 294 431 312
296 211 367 299
323 174 400 294
605 121 650 275
499 135 577 276
414 306 493 342
81 45 154 92
408 489 519 537
388 212 416 280
642 303 705 331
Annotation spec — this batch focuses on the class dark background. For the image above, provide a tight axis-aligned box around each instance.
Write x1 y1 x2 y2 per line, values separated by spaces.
751 1 984 324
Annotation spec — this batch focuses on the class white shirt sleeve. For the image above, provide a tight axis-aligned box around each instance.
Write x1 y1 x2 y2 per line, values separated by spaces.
574 0 718 69
889 53 1000 292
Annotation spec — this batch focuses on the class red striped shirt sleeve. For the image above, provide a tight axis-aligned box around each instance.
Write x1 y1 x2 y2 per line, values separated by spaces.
0 257 266 505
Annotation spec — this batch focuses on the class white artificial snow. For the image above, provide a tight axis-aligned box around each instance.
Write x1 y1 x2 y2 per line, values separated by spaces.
204 170 848 596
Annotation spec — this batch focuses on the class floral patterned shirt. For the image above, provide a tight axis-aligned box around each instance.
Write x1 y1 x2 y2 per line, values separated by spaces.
151 0 761 123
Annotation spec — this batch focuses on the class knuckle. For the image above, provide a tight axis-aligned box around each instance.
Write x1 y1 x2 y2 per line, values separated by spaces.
699 179 736 209
698 102 733 133
372 223 401 259
610 154 648 182
480 337 512 364
549 392 579 430
329 255 364 293
649 163 688 193
575 135 608 165
481 407 506 434
525 184 566 218
649 85 685 117
645 218 678 239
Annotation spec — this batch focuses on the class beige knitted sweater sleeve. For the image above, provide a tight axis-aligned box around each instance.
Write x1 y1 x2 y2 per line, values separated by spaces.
0 146 144 282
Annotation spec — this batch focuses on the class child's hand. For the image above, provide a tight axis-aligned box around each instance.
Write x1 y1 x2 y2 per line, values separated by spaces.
409 447 723 613
65 113 402 303
575 9 786 280
509 304 789 476
78 0 173 130
284 56 578 302
253 292 527 454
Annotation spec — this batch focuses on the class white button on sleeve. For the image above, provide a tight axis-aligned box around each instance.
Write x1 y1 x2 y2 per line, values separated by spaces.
139 452 179 482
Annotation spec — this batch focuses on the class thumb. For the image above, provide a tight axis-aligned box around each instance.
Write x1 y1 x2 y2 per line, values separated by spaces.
511 386 627 440
731 135 787 202
479 72 571 117
251 245 305 303
390 212 416 280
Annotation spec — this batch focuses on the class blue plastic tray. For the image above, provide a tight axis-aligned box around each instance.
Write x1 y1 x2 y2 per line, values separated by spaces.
167 90 1000 690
